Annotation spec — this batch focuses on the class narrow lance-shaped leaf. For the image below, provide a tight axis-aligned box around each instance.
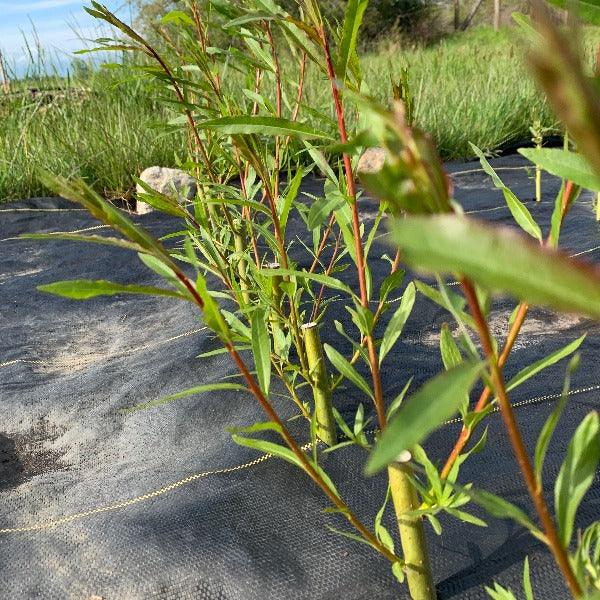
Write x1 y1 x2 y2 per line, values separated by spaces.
324 343 374 399
198 116 333 140
379 282 416 364
232 434 304 470
461 487 543 540
554 411 600 546
390 214 600 320
470 143 541 241
506 334 585 392
366 361 483 474
251 307 272 396
36 169 175 267
38 280 188 301
534 354 580 486
21 233 146 253
336 0 368 83
260 267 353 294
125 383 247 412
527 11 600 178
519 148 600 192
440 323 462 370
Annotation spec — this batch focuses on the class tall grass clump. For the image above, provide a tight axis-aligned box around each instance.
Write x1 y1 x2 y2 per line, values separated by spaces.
2 23 600 202
0 66 187 202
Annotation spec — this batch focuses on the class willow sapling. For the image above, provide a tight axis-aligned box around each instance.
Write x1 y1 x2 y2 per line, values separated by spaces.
29 1 600 599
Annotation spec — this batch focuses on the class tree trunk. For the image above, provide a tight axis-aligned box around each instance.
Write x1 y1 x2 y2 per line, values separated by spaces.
493 0 501 31
454 0 460 30
460 0 485 30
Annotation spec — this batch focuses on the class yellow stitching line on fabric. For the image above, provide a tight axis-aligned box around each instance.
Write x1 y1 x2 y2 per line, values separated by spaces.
0 441 314 534
0 327 206 370
1 384 598 535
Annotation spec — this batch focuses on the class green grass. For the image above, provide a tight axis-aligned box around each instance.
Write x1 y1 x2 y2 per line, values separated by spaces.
2 25 598 203
364 27 559 158
0 74 187 202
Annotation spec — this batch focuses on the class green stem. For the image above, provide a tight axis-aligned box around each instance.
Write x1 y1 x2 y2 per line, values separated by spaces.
233 218 251 306
302 322 337 446
267 262 283 357
388 458 437 600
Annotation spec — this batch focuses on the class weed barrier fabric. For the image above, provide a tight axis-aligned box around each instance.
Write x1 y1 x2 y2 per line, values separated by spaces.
0 155 599 599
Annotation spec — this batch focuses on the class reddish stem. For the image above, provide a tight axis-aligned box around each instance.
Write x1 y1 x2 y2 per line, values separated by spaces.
319 26 386 430
440 180 577 478
461 279 582 598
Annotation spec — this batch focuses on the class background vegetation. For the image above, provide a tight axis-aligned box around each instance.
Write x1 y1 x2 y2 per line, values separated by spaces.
1 3 598 203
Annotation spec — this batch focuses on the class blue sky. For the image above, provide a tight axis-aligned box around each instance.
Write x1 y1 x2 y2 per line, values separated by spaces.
0 1 133 74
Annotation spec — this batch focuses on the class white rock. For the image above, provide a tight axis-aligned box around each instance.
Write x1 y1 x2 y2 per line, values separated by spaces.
357 147 386 175
135 166 197 215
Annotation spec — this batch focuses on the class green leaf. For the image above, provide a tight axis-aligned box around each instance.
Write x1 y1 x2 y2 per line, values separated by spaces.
324 344 374 399
326 526 378 550
37 280 186 301
124 383 246 412
555 411 600 546
379 282 415 364
260 267 353 294
545 0 600 25
195 275 231 342
161 9 196 26
523 557 533 600
485 582 518 600
527 14 600 179
336 0 368 83
390 215 600 320
466 488 542 537
391 561 405 584
414 280 475 329
21 233 146 253
366 361 483 474
304 141 338 183
445 508 488 528
386 376 413 420
251 307 272 396
471 144 541 241
232 433 304 470
36 169 174 265
198 116 332 140
374 486 395 552
279 167 305 231
440 323 462 370
519 148 600 191
379 269 405 303
506 335 585 392
308 195 345 230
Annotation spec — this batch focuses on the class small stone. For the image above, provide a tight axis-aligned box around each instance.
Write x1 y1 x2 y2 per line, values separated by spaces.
135 166 197 215
357 147 386 175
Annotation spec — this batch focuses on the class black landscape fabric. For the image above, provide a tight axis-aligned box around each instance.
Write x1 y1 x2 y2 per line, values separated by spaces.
0 155 599 599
